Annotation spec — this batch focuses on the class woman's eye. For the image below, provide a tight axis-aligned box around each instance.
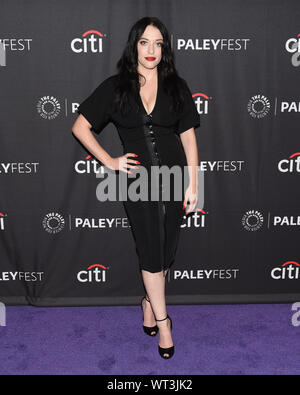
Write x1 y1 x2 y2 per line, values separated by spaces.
139 41 163 46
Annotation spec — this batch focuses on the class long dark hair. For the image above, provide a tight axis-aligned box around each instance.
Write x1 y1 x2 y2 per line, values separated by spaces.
112 16 186 116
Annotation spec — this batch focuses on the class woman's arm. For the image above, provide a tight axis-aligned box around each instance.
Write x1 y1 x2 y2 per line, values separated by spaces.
180 127 199 213
72 115 139 174
72 114 114 168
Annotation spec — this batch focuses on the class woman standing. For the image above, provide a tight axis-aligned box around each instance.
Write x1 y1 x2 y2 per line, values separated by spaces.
72 17 200 359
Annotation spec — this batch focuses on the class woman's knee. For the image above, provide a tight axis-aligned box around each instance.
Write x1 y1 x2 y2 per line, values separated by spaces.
141 268 164 275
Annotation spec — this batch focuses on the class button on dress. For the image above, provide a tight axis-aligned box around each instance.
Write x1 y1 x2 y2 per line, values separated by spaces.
77 73 200 273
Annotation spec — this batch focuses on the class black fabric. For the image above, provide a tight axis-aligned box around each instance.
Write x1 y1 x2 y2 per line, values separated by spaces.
77 76 116 134
177 80 201 134
77 74 200 136
77 73 200 273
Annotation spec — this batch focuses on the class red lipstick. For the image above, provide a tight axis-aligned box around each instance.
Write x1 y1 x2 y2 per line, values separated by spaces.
145 57 156 61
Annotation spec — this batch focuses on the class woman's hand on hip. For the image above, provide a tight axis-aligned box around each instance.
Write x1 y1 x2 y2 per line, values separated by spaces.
105 153 140 175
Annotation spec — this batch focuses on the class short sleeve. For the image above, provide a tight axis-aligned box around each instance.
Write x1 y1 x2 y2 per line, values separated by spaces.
176 79 200 134
76 76 115 134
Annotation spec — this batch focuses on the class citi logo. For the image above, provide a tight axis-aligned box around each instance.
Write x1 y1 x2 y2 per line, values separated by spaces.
285 34 300 67
192 92 210 115
75 154 105 174
182 209 207 228
278 152 300 173
77 264 107 283
271 261 300 280
71 30 105 53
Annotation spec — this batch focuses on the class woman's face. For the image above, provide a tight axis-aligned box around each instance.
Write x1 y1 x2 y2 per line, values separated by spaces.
137 25 163 72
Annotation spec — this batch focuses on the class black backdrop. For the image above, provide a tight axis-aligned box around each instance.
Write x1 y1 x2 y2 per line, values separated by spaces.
0 0 300 306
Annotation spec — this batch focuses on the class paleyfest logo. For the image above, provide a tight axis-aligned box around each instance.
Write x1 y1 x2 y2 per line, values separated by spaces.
71 30 105 53
37 96 61 120
285 34 300 67
42 212 65 234
176 38 250 51
242 210 264 231
0 38 32 67
247 94 271 118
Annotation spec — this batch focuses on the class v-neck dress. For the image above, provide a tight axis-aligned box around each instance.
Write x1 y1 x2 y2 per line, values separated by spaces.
77 73 200 273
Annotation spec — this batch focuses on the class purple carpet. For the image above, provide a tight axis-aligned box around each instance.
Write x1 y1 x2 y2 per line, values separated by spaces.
0 304 299 375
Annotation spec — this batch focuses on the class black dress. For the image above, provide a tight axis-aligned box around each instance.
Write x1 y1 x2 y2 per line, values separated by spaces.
77 73 200 273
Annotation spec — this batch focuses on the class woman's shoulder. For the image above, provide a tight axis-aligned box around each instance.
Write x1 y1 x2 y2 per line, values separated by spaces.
177 76 190 89
94 74 119 92
101 74 120 87
176 76 194 97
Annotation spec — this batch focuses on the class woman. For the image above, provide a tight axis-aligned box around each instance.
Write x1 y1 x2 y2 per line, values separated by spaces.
72 17 200 359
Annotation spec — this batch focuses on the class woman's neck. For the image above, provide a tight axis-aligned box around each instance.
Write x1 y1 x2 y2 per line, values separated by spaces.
137 67 158 85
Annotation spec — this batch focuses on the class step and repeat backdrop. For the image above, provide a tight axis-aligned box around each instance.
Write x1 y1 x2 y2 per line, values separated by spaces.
0 0 299 306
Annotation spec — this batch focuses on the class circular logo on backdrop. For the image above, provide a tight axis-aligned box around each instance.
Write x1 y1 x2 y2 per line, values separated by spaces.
37 96 61 120
42 212 65 234
247 94 270 118
242 210 264 231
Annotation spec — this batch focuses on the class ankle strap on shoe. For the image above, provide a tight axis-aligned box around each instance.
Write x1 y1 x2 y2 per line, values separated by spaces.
156 314 168 322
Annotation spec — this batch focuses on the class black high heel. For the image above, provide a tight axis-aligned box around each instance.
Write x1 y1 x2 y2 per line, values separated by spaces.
156 314 174 359
140 296 159 337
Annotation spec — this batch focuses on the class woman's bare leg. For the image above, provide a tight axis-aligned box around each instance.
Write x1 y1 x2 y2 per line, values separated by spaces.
144 268 168 321
141 268 173 358
145 268 168 298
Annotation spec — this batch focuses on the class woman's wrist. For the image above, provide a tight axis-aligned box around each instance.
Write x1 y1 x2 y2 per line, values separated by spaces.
189 182 198 193
102 155 114 168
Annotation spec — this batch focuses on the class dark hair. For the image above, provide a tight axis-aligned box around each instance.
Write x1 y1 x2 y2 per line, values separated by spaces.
112 16 186 116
